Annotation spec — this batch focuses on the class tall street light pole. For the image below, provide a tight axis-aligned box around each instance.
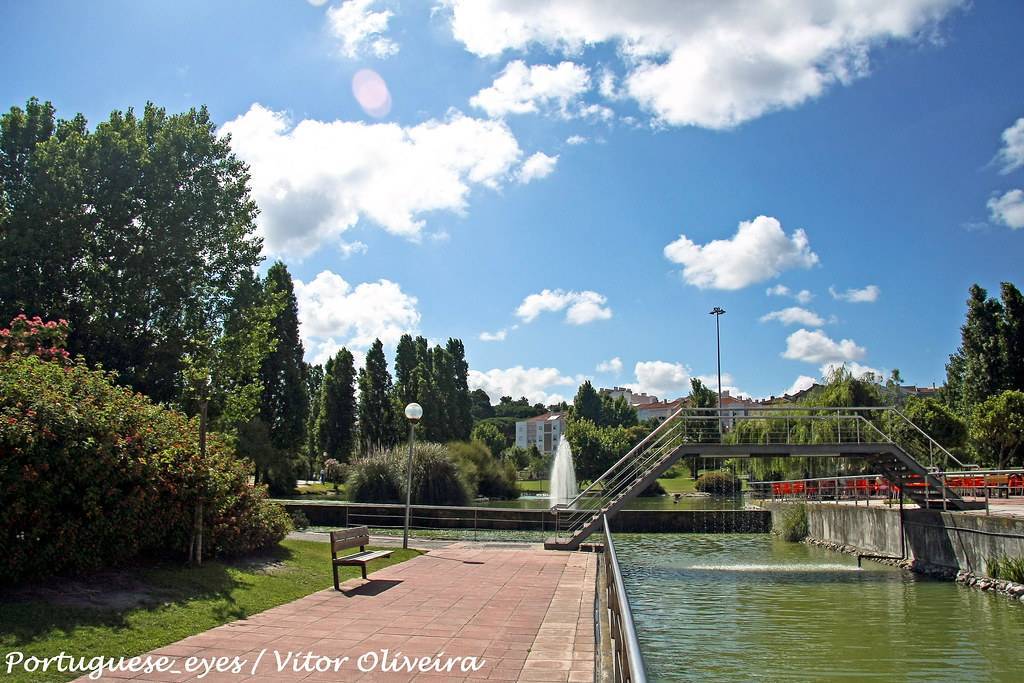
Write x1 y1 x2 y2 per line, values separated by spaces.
710 307 726 440
402 402 423 549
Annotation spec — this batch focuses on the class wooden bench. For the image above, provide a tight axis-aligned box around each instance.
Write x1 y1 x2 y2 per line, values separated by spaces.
330 526 392 590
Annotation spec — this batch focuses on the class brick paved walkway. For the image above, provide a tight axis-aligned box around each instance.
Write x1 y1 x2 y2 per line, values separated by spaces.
79 545 596 682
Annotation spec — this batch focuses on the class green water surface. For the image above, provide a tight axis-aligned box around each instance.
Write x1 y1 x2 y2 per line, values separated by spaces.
615 534 1024 682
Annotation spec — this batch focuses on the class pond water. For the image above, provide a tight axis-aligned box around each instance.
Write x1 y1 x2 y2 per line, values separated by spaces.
615 534 1024 682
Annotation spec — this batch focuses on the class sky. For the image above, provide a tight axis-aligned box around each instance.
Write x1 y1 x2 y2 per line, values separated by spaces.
3 0 1024 405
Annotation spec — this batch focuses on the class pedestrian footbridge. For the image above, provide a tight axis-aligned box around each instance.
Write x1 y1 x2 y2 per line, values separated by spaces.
545 407 973 550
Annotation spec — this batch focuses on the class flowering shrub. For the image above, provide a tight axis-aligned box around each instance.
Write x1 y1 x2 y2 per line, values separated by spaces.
0 351 291 584
0 314 71 363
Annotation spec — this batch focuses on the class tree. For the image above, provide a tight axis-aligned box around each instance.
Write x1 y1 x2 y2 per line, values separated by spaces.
317 348 357 462
392 333 418 406
573 380 603 424
358 338 397 452
258 262 308 454
472 421 508 458
885 397 967 452
446 338 473 439
948 285 1006 416
600 394 638 428
304 363 324 465
0 99 263 404
470 388 495 421
430 344 454 442
970 390 1024 468
1002 282 1024 392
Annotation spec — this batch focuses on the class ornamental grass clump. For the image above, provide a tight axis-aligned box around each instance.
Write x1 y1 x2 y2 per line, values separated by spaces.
987 555 1024 583
774 503 810 542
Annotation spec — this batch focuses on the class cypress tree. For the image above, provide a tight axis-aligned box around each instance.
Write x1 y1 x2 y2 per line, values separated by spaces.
358 338 397 452
317 348 357 462
304 362 324 463
258 261 309 453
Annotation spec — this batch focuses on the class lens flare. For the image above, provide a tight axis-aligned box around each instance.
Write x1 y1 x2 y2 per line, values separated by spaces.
351 69 392 118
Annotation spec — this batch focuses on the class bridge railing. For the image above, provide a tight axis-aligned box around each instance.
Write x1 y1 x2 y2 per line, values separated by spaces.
750 469 1024 503
601 515 647 683
551 406 964 542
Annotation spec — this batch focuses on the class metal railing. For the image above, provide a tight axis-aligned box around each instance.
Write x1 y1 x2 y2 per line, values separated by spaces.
551 406 967 544
602 515 647 683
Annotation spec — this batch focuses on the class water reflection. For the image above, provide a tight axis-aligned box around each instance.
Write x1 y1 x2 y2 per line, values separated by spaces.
616 534 1024 682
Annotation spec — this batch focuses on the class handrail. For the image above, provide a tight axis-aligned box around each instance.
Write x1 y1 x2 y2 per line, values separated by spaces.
602 515 647 683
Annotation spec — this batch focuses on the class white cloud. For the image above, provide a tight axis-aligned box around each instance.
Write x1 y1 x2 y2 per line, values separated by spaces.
479 329 508 342
664 215 819 290
596 357 623 374
829 284 881 303
795 289 813 304
293 270 420 364
515 288 612 325
820 361 883 381
997 117 1024 175
442 0 960 129
783 375 817 396
468 366 576 405
470 60 591 118
760 307 826 327
337 240 368 258
566 134 588 145
326 0 398 59
627 360 691 398
782 328 866 364
988 189 1024 229
766 284 791 297
517 151 559 184
221 104 527 258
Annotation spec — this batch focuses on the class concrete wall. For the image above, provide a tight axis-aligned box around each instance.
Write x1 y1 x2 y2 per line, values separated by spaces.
283 501 770 534
763 502 1024 575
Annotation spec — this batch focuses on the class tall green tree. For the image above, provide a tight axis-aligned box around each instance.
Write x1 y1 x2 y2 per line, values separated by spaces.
1001 282 1024 392
446 338 473 440
470 388 495 421
304 362 324 463
317 348 357 462
0 98 262 403
258 262 308 453
393 333 418 405
430 344 454 442
358 338 397 452
947 285 1006 415
573 380 603 424
970 390 1024 468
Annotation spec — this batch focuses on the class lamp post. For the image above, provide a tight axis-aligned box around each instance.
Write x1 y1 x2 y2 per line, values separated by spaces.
402 402 423 549
709 307 726 439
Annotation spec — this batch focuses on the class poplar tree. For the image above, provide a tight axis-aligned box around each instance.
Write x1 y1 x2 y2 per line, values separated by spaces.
393 333 418 405
947 285 1006 415
358 338 397 452
1001 282 1024 392
317 348 357 462
446 338 473 439
258 262 308 453
573 381 603 423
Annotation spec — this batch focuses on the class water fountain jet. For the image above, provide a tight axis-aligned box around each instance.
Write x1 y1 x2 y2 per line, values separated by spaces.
550 438 578 506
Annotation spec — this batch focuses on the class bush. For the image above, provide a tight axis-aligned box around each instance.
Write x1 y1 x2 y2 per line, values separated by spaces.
322 457 348 490
470 422 508 459
987 555 1024 583
695 470 741 495
289 510 311 530
348 442 472 506
0 351 291 584
638 480 666 497
449 440 520 499
348 452 404 503
774 503 809 542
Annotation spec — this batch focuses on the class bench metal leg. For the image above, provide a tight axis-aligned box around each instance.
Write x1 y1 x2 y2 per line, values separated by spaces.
333 563 340 591
361 564 367 580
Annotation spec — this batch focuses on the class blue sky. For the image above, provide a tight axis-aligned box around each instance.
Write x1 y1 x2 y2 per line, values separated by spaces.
3 0 1024 403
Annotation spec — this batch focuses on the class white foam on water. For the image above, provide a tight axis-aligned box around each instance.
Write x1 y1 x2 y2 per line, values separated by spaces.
688 563 862 572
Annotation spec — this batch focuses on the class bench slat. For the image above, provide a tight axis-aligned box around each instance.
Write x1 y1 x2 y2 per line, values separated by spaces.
330 526 371 552
334 550 393 565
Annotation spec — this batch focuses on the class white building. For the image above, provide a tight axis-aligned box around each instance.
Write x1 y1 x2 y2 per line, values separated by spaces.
515 412 565 455
601 386 659 406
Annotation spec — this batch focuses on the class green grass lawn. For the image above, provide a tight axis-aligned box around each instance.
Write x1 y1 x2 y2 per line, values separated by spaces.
518 479 549 493
0 540 418 683
293 482 349 497
656 469 699 493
